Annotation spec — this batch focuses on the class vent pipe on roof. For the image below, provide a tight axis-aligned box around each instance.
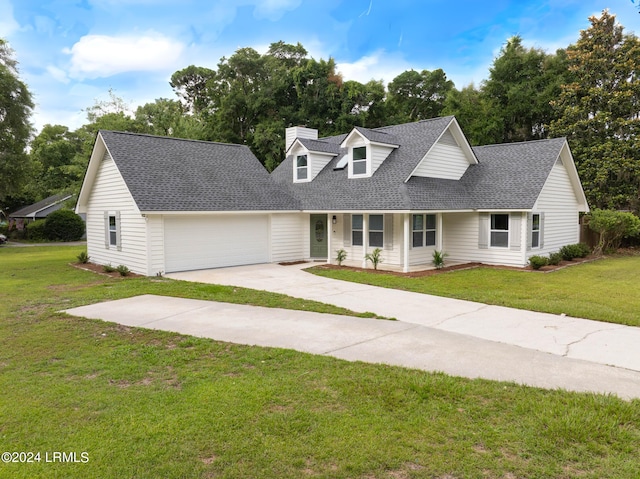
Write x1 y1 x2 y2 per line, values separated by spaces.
285 126 318 152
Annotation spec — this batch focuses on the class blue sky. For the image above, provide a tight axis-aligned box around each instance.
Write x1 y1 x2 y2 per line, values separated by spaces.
2 0 640 133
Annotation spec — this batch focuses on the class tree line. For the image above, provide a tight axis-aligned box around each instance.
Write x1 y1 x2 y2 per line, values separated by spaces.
1 10 639 215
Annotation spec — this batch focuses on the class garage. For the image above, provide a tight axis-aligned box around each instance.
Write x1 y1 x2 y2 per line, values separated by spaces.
164 215 270 273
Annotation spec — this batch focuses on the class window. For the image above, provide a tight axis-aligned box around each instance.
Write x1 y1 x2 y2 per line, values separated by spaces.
490 214 509 248
352 214 363 246
352 146 367 175
296 155 308 180
369 214 383 247
531 214 540 248
109 215 117 246
412 214 436 247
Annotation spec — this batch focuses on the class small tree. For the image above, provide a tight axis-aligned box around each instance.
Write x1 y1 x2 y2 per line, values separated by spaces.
588 209 640 255
335 249 347 266
44 209 85 241
364 248 383 270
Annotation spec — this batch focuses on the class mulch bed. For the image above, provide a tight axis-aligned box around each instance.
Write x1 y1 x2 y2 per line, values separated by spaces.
312 255 603 277
71 262 142 278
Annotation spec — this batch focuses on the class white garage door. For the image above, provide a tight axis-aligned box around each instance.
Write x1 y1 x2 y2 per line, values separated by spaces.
164 215 270 272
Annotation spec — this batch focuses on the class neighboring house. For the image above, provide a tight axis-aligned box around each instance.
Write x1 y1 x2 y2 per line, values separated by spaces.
9 193 75 231
76 117 589 275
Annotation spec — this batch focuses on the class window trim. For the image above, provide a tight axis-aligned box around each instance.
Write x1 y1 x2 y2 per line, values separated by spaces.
412 214 436 248
531 213 541 249
350 145 369 177
490 213 509 248
295 154 309 182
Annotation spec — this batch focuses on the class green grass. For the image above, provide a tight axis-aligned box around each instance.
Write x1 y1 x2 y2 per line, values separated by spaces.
1 246 640 478
310 255 640 326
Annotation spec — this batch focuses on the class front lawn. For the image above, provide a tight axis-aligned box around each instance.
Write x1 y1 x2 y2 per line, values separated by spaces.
1 246 640 478
310 255 640 327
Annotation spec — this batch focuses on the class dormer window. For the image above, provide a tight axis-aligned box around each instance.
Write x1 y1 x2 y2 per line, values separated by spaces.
296 155 308 181
352 146 367 175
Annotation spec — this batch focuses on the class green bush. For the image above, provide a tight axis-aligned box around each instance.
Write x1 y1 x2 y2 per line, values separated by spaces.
560 244 579 261
103 263 116 273
26 220 47 241
116 265 130 276
588 209 640 255
77 251 90 264
575 242 591 258
528 255 549 270
44 209 85 241
432 250 448 269
336 249 347 266
548 252 563 265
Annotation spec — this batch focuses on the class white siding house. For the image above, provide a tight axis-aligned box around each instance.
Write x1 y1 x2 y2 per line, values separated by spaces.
77 117 589 275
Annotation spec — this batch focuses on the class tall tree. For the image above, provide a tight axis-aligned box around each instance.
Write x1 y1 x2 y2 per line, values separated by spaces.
386 69 454 123
29 124 84 198
0 38 34 204
135 98 207 140
549 10 640 211
483 36 567 143
442 84 503 145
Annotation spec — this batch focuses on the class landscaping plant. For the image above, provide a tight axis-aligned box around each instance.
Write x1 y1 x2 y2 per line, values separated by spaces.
336 248 347 266
364 247 383 270
588 209 640 255
432 250 448 269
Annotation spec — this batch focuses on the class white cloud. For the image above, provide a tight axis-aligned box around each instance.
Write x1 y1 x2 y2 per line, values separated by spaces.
0 0 19 37
336 51 410 85
64 32 184 80
47 65 70 84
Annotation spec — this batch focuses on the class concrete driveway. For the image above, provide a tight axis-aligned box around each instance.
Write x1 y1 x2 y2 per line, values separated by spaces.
63 262 640 399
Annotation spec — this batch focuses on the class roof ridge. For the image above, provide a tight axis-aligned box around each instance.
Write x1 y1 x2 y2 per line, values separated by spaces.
99 130 248 149
474 137 566 149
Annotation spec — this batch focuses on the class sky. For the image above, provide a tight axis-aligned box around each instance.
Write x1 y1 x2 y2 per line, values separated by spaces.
2 0 640 134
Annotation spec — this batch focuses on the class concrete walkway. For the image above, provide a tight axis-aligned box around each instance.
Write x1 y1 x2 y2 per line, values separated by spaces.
62 263 640 399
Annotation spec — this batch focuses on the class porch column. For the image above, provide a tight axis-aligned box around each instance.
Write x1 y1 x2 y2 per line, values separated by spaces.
403 213 410 273
327 213 332 264
362 214 368 269
437 213 443 251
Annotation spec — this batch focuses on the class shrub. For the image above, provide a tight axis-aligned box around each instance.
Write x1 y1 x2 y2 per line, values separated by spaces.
336 249 347 266
560 244 579 261
116 265 130 276
77 251 90 264
103 263 116 273
588 209 640 255
26 220 47 241
44 209 85 241
529 255 549 270
575 242 591 258
548 252 563 266
432 250 448 269
364 248 383 270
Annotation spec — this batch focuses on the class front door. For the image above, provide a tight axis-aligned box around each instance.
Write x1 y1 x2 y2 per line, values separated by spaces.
309 214 328 258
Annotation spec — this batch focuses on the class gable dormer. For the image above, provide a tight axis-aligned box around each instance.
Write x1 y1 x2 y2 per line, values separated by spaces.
340 127 399 179
408 117 478 181
287 137 340 183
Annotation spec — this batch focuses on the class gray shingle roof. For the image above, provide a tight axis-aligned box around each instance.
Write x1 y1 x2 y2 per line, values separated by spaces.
100 131 298 212
99 119 568 214
272 119 567 211
352 126 400 146
9 193 73 218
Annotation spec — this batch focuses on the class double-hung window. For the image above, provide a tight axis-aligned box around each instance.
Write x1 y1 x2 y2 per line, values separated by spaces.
352 214 363 246
369 214 384 247
531 214 541 248
296 155 308 181
490 214 509 248
109 215 117 246
352 146 367 175
412 214 436 247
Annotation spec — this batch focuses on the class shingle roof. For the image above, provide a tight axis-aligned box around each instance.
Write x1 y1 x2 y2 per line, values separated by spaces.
272 119 566 211
296 138 341 155
352 126 400 146
9 193 73 218
99 131 298 212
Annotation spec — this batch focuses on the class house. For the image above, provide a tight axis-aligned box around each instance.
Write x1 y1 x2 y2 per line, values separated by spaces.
9 193 75 231
76 117 589 275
